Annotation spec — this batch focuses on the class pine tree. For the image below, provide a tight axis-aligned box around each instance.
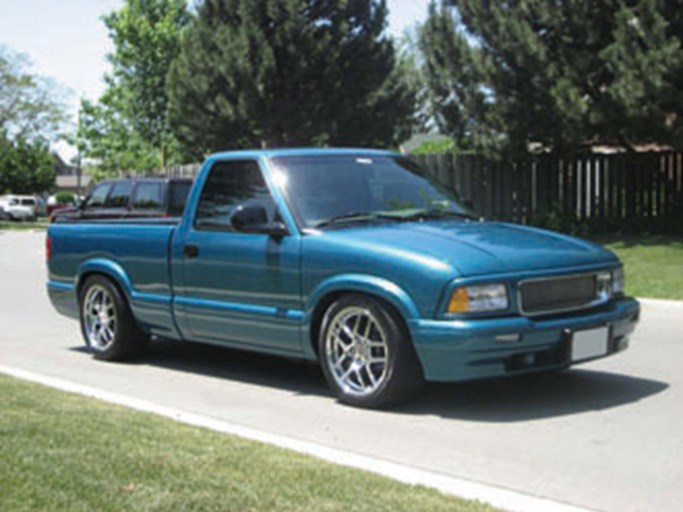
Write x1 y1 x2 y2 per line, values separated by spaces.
167 0 417 156
419 0 683 157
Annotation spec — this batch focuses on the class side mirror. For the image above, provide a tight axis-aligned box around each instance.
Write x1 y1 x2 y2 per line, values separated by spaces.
231 205 288 237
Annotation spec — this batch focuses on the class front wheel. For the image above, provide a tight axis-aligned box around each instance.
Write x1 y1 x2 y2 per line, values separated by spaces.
79 275 148 361
319 294 423 408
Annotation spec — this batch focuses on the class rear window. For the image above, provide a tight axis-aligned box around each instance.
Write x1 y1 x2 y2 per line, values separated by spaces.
132 182 164 210
168 182 191 216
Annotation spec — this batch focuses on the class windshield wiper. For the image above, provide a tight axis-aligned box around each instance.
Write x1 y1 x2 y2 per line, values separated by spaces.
314 211 399 229
400 209 478 222
313 209 478 229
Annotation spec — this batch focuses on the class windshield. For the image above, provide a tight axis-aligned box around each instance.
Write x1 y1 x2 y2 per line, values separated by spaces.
270 154 471 229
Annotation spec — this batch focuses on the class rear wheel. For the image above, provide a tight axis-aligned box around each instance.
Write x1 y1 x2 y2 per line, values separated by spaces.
319 294 423 408
79 275 148 361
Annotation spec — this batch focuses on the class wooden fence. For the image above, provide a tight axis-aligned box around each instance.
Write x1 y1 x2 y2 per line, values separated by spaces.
412 151 683 233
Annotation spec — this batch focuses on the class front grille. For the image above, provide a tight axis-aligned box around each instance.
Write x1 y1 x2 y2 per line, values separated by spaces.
519 274 600 315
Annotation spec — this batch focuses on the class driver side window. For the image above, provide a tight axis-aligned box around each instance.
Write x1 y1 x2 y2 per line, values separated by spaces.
195 160 277 231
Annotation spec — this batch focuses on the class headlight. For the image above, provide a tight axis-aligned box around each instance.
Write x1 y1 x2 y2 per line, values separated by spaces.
447 284 508 314
612 267 625 296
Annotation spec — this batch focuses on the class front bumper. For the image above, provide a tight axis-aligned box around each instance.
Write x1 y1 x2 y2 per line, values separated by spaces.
409 297 640 382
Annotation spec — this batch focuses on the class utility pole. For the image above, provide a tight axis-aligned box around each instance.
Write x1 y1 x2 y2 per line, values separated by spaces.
76 105 82 197
76 148 82 197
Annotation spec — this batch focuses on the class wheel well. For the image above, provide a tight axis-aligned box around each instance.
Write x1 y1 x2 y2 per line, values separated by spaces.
309 291 411 358
77 272 128 303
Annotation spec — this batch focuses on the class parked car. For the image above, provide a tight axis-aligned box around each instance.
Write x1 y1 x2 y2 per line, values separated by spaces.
46 148 640 408
16 195 40 216
0 195 37 221
51 177 192 223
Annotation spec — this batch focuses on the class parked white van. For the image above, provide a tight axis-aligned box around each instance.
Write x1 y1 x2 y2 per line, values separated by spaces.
0 195 37 221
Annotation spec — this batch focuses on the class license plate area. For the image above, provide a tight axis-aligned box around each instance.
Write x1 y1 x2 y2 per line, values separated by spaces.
571 326 609 362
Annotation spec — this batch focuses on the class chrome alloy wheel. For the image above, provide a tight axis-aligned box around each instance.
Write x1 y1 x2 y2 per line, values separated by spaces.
82 284 117 351
325 306 389 397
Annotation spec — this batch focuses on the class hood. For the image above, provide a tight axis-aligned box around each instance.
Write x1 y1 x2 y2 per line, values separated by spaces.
320 220 617 277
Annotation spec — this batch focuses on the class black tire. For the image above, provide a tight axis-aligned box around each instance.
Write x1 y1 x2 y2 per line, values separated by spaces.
319 294 423 408
79 275 149 361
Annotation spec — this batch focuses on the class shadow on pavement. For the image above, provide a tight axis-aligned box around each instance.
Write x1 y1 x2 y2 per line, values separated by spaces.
70 340 667 421
125 339 330 398
398 370 668 421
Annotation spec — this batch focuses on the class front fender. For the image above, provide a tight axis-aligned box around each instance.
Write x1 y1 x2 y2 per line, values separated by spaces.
306 274 421 321
300 274 421 359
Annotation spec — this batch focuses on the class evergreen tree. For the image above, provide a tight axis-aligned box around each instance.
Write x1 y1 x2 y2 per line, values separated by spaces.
419 0 683 157
167 0 417 156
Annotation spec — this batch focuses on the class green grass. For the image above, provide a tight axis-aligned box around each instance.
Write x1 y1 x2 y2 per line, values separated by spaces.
594 236 683 300
0 375 499 512
0 219 48 231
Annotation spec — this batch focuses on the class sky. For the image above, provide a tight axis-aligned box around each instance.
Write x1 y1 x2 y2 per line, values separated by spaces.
0 0 432 159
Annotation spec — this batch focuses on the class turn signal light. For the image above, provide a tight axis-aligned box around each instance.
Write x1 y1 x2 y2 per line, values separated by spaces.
447 284 509 314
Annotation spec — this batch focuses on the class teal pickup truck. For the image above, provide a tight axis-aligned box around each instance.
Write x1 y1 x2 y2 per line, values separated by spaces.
47 148 640 408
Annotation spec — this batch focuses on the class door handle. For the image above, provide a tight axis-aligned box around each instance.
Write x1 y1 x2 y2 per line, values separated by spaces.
184 244 199 258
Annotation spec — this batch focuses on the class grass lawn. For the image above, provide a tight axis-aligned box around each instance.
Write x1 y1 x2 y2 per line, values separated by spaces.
594 236 683 301
0 219 48 231
0 375 500 512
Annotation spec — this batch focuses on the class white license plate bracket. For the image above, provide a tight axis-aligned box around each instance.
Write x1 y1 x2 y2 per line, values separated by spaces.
570 326 609 362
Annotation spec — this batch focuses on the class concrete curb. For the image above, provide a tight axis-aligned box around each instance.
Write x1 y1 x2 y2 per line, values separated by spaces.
0 364 594 512
638 297 683 309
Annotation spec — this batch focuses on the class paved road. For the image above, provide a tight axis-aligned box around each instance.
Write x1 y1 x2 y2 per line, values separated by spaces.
1 230 681 512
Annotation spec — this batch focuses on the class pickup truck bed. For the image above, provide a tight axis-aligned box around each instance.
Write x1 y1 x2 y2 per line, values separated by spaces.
49 221 178 338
